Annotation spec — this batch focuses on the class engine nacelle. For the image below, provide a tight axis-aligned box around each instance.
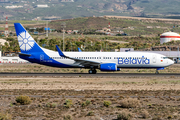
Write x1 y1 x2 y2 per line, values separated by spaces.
100 63 120 71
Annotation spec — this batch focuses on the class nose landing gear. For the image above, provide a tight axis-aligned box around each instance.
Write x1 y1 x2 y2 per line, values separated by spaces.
155 69 159 74
155 68 164 74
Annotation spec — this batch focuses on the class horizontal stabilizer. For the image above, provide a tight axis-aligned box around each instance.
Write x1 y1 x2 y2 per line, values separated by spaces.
18 52 31 56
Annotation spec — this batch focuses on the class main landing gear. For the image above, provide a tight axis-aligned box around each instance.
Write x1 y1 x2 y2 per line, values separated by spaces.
88 69 97 74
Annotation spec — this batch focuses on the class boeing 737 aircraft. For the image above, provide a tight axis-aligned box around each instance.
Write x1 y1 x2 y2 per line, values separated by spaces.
14 23 174 74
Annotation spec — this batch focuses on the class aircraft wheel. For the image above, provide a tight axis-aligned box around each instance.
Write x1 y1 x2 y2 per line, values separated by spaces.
88 70 97 74
92 70 97 74
88 70 93 74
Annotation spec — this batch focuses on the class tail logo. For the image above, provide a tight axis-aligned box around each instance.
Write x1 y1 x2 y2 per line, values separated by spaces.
18 31 35 51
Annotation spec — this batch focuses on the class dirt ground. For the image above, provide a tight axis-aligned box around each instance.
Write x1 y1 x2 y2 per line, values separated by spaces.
0 64 180 120
0 76 180 90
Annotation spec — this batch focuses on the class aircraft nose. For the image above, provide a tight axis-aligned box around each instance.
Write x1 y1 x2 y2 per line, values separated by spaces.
169 59 174 65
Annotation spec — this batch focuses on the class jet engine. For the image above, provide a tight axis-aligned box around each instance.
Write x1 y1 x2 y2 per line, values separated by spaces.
99 63 120 71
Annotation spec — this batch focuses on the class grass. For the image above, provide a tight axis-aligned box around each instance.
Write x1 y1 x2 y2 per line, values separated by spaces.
2 64 180 74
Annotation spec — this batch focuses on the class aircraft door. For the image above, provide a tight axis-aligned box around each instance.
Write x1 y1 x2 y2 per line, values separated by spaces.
153 55 156 63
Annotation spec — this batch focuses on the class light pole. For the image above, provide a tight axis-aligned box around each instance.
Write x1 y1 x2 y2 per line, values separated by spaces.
61 22 66 51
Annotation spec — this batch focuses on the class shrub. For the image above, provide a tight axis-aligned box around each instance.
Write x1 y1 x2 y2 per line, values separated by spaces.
141 110 149 119
81 102 86 107
63 115 72 120
0 112 12 120
120 98 140 108
117 111 133 120
15 95 31 105
64 99 73 108
87 111 94 116
152 115 162 120
167 115 173 119
81 100 91 107
46 103 56 108
85 100 91 105
104 100 111 107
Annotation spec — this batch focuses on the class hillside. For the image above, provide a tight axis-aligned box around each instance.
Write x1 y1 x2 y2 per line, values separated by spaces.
47 17 180 36
1 0 180 20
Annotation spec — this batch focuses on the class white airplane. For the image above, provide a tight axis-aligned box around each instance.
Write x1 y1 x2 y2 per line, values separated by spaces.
14 23 174 74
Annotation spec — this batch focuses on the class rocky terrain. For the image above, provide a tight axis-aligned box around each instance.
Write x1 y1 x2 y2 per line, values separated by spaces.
1 0 180 20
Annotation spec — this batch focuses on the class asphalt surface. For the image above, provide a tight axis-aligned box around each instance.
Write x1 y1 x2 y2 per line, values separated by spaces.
0 73 180 77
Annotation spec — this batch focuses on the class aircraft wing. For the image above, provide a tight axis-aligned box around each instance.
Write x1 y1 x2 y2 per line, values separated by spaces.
56 45 100 67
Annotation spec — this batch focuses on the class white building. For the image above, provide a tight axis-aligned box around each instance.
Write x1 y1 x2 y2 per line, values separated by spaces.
0 51 28 64
5 5 23 9
0 39 9 46
160 32 180 44
61 0 74 2
36 4 49 8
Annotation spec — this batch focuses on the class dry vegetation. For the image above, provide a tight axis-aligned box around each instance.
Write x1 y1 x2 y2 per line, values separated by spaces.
0 64 180 119
0 89 180 120
0 63 179 74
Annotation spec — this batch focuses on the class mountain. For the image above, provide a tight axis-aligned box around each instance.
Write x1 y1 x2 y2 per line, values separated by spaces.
0 0 180 20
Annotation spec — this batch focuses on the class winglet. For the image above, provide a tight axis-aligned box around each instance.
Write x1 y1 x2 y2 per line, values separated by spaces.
56 45 66 57
78 47 82 52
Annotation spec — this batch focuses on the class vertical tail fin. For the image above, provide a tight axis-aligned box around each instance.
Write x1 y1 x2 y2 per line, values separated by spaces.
14 23 43 53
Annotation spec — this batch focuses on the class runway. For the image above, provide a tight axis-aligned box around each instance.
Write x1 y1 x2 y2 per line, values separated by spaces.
0 73 180 77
